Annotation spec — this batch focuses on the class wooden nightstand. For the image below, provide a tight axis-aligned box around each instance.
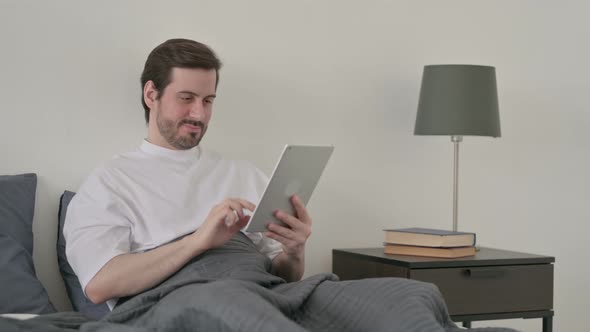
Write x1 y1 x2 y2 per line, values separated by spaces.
332 247 554 332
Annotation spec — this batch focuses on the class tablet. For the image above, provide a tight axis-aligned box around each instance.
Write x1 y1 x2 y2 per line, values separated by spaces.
243 144 334 232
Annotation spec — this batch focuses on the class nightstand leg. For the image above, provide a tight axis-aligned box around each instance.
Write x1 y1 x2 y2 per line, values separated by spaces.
462 321 471 328
543 316 552 332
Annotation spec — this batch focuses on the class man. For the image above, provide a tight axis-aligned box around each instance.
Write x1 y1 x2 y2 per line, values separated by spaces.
64 38 311 309
60 39 495 332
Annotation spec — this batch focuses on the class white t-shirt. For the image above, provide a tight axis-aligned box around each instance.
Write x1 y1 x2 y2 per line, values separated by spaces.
63 140 283 309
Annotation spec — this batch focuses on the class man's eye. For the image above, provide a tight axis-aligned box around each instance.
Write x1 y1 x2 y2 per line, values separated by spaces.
205 99 213 104
180 96 193 102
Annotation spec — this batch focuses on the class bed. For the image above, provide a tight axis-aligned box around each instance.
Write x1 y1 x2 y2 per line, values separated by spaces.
0 173 517 331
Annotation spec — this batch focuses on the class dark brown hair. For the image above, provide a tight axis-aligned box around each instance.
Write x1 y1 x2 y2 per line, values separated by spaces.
140 39 222 123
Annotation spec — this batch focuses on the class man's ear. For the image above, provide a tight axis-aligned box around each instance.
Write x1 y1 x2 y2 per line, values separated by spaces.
143 81 158 110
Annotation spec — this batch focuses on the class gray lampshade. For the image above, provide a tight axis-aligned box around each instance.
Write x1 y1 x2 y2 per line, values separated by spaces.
414 65 501 137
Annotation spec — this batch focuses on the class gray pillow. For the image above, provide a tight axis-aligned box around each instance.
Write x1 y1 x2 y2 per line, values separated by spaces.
57 191 110 319
0 173 56 314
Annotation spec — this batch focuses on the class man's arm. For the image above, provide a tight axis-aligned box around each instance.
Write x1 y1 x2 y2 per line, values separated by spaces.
85 232 206 304
85 198 254 304
266 195 312 282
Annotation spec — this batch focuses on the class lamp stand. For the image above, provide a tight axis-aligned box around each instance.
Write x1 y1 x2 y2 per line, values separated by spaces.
451 135 463 232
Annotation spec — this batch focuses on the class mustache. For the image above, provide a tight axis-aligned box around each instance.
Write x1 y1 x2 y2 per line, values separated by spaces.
179 120 205 129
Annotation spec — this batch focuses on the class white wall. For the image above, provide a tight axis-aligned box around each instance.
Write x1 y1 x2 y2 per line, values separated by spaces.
1 1 587 330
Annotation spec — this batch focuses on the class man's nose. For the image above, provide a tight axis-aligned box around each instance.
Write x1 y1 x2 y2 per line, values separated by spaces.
189 100 205 119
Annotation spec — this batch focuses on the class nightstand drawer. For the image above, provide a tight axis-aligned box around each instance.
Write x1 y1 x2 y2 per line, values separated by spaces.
333 252 409 279
410 264 553 315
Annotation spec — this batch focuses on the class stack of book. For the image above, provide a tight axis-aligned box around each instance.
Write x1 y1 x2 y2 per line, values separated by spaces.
383 227 476 258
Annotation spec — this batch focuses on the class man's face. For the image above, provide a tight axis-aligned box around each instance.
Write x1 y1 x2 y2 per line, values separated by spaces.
146 67 217 150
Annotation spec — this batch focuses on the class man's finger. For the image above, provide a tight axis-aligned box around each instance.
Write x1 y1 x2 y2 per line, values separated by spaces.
265 231 294 247
226 200 247 219
228 214 249 231
274 210 300 229
267 222 296 239
224 209 239 226
234 198 256 211
291 195 311 225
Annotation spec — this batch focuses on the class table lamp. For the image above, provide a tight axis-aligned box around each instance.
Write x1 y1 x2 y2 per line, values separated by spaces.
414 64 501 232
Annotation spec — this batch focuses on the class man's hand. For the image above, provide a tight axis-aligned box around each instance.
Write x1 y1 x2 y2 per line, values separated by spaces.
265 195 312 257
191 198 255 251
265 195 311 281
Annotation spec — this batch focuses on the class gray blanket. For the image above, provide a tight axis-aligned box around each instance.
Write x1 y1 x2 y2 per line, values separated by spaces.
0 233 517 332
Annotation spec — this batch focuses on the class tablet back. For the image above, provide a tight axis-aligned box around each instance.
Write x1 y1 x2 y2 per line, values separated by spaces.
244 145 334 232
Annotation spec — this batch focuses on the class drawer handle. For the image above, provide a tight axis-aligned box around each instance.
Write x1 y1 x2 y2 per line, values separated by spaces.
465 268 504 278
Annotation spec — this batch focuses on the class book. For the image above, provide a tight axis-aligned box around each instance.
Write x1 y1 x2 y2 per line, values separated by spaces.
383 227 476 248
383 243 476 258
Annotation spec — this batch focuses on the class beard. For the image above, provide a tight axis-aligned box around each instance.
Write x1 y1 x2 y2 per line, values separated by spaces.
156 112 207 150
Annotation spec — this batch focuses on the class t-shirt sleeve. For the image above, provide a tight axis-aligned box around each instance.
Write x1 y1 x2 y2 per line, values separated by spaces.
63 170 132 296
245 232 284 260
